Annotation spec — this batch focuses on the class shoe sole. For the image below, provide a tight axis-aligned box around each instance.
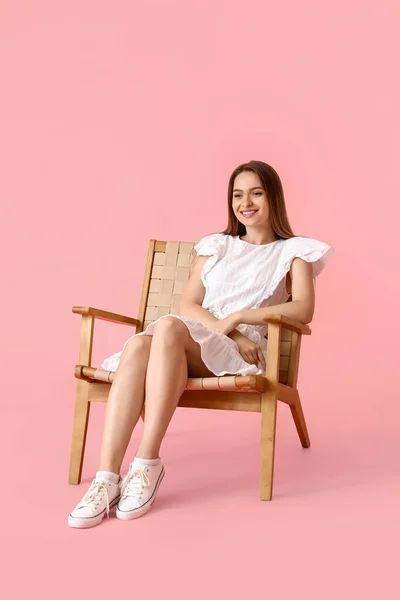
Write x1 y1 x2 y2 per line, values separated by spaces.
116 467 165 521
68 495 120 529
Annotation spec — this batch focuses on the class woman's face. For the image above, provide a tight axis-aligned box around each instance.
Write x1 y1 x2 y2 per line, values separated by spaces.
232 171 271 229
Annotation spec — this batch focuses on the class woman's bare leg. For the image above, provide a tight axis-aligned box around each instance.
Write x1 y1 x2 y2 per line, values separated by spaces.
97 335 152 474
136 317 214 459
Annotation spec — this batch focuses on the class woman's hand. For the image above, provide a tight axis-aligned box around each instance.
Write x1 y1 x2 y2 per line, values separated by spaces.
229 331 266 370
210 311 241 336
210 313 266 370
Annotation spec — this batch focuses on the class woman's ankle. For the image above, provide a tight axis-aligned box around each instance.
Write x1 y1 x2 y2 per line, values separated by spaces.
97 462 121 475
95 470 120 483
135 452 160 460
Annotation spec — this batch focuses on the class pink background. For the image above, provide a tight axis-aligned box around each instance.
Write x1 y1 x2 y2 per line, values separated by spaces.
1 1 399 598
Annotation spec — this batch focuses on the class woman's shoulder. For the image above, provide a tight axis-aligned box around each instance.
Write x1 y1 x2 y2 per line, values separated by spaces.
193 232 229 255
276 235 335 277
195 231 227 244
279 235 334 253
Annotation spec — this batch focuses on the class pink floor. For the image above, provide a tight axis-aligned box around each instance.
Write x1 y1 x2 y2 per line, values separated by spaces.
4 382 398 599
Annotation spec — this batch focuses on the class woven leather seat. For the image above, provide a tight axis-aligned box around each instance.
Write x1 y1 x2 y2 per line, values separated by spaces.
75 365 267 392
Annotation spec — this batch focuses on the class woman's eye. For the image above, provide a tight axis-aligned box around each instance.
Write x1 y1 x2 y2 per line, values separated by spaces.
233 192 262 198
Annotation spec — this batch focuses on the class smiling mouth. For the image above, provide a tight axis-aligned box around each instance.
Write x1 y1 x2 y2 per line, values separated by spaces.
240 210 258 217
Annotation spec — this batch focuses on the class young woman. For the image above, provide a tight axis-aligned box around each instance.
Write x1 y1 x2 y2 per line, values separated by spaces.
68 160 334 528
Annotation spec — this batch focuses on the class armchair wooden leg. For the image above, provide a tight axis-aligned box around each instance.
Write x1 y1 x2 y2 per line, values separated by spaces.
260 322 281 501
69 380 91 484
290 394 311 448
260 388 278 501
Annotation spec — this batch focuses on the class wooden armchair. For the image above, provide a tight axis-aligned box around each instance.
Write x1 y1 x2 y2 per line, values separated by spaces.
70 240 311 500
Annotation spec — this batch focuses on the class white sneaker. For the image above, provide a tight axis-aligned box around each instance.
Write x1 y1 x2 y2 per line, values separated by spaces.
116 461 165 520
68 476 121 529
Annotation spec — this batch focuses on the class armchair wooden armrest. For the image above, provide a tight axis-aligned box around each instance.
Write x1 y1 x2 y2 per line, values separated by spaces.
72 306 141 328
263 314 311 335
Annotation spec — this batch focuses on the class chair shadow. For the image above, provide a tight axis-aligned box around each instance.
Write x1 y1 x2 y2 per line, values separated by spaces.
77 428 396 505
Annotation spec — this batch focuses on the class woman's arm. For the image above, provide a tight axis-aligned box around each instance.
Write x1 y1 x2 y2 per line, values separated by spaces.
211 258 316 335
240 258 315 325
178 255 219 328
178 254 246 342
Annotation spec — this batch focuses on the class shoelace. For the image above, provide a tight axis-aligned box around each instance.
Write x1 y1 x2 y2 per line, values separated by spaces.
120 467 150 499
77 479 112 518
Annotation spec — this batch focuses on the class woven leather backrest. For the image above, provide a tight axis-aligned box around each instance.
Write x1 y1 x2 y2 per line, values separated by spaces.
142 241 194 329
137 240 292 383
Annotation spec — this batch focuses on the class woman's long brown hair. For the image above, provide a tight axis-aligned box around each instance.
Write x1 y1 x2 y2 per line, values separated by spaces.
222 160 296 240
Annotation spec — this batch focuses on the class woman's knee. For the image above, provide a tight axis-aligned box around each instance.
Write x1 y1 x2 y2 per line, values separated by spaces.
152 316 188 346
123 334 152 357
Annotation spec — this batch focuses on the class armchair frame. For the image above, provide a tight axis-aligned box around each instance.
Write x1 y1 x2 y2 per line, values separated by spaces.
69 240 312 500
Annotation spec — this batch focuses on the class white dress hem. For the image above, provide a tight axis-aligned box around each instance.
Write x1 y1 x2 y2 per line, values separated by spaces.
101 313 265 377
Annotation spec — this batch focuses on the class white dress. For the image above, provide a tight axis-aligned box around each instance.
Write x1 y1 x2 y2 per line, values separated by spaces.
101 234 335 377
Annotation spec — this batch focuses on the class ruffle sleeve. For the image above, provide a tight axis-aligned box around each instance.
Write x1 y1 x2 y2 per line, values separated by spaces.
266 236 335 300
193 233 227 285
